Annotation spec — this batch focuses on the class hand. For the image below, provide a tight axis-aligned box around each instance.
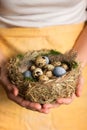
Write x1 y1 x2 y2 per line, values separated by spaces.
43 50 85 110
0 60 51 114
43 74 84 110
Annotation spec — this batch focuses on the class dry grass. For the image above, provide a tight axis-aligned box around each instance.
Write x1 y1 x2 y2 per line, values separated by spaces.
7 49 80 104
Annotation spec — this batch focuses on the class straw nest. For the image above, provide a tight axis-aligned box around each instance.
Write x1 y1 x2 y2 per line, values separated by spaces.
7 49 80 104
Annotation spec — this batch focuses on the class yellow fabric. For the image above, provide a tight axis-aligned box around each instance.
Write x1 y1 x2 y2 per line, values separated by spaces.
0 23 87 130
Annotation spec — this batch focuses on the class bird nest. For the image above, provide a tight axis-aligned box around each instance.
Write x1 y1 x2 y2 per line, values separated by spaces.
7 49 80 104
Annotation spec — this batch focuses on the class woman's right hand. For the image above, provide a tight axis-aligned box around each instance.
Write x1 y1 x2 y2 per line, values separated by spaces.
0 52 51 114
0 63 52 113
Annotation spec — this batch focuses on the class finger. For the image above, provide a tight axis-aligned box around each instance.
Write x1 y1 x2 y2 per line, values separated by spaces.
7 93 42 111
0 66 14 91
38 108 50 114
7 84 19 96
1 73 19 96
26 104 50 114
12 86 19 96
4 83 19 96
25 102 42 110
75 75 84 97
1 73 15 90
7 93 24 105
43 103 59 109
57 94 75 105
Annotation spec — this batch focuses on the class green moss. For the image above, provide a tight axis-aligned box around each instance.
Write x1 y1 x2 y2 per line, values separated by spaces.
42 49 62 56
49 49 62 55
70 61 78 69
17 54 24 59
62 60 78 70
24 77 37 82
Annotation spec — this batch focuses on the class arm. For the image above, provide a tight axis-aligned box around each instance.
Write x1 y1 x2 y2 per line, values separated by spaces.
43 24 87 108
58 25 87 103
57 24 87 103
72 24 87 68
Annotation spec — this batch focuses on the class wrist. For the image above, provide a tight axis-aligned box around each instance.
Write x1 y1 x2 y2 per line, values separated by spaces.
69 49 86 69
76 54 87 69
0 52 7 66
71 49 87 69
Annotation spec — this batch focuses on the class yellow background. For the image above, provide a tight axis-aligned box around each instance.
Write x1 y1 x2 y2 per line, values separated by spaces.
0 23 87 130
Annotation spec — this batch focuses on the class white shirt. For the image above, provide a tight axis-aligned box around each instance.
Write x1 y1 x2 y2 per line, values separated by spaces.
0 0 87 27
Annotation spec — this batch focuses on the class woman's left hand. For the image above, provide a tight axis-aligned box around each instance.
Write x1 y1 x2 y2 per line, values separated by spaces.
42 74 84 112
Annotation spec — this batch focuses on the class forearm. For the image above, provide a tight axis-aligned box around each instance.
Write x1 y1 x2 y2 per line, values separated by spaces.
0 50 7 80
72 25 87 68
0 49 6 65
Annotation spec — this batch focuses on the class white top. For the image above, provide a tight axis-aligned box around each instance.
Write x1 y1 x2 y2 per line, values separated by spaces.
0 0 87 27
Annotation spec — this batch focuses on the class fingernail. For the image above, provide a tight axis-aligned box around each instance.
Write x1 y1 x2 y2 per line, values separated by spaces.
44 109 49 114
38 106 41 110
13 87 19 96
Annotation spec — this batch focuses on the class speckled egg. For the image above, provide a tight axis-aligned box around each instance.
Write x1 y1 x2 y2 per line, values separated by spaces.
32 68 43 78
35 56 48 67
23 70 32 78
53 66 66 77
52 61 61 67
30 65 36 71
43 64 54 71
45 71 53 78
61 63 69 70
39 75 49 81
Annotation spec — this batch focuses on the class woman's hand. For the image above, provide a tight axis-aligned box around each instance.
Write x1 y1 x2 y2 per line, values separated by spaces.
57 74 84 103
43 74 84 110
0 63 43 111
0 52 51 114
0 64 54 113
0 62 84 114
1 64 83 113
0 50 84 114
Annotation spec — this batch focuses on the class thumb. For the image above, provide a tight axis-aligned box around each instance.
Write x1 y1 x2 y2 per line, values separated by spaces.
0 70 19 96
7 84 19 96
0 62 19 96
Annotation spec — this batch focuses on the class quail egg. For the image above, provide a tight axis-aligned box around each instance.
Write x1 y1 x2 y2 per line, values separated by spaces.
30 65 36 71
35 56 49 67
61 63 69 70
44 64 54 71
45 71 53 78
53 66 66 77
52 61 61 67
32 68 43 78
39 75 49 82
23 70 32 78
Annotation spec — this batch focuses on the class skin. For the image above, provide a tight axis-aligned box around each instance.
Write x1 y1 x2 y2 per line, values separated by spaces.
0 25 87 114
